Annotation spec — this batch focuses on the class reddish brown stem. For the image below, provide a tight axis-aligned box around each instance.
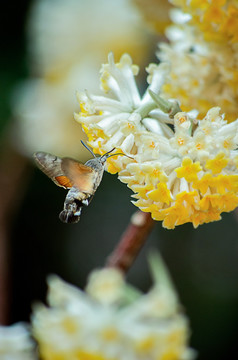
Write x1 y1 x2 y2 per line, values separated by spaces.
106 211 155 274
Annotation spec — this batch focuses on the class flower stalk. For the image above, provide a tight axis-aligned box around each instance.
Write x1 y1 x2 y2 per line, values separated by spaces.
106 211 155 273
148 90 181 118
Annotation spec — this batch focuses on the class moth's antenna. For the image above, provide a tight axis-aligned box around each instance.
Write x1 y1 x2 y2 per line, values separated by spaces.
81 141 134 160
102 148 116 157
81 140 96 158
101 147 134 160
105 152 134 160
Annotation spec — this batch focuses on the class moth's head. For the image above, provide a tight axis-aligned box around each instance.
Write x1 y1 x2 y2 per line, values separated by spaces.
80 140 133 165
98 149 116 165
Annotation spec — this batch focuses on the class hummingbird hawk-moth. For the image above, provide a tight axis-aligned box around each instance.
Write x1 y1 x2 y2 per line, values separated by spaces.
33 141 128 223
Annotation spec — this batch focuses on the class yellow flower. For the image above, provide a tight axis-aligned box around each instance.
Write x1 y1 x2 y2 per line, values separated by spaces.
170 0 236 42
75 54 238 229
147 183 172 205
205 152 229 174
175 158 202 182
32 254 195 360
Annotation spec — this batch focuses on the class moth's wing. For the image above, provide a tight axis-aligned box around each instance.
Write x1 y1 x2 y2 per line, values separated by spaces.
61 158 95 194
33 152 73 189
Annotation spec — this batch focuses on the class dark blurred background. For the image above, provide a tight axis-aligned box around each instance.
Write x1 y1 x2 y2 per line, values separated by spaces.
0 2 238 360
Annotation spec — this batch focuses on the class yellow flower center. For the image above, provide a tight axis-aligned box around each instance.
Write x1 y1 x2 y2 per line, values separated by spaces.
177 137 185 145
195 143 203 150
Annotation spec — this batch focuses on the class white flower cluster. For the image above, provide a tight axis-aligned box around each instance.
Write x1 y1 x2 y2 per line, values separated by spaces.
75 53 238 228
0 323 36 360
32 255 195 360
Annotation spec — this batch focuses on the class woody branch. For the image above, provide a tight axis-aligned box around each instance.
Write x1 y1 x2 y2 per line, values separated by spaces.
106 210 155 274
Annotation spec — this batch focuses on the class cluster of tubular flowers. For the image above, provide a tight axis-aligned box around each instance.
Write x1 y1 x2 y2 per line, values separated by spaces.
75 53 238 229
170 0 238 42
32 254 195 360
0 323 36 360
158 0 238 121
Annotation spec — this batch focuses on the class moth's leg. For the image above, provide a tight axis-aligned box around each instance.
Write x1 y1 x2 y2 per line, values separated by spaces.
82 195 93 206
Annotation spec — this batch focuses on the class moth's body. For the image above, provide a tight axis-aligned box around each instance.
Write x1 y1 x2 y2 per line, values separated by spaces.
59 158 105 223
33 146 115 223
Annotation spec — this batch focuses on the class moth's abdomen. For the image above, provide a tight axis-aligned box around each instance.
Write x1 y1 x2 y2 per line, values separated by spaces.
59 195 93 224
59 209 80 224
